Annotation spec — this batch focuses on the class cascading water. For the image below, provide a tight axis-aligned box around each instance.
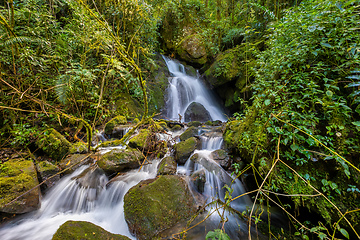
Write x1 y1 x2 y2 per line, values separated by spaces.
163 56 227 122
0 162 159 240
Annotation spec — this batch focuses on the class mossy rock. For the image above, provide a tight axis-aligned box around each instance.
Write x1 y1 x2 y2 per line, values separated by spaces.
171 125 182 131
174 137 198 164
179 126 198 141
157 156 177 175
70 141 88 154
176 34 207 66
52 220 131 240
36 128 72 161
188 121 202 127
128 129 151 151
211 149 231 169
59 154 93 174
35 160 60 190
0 158 40 214
115 93 142 118
184 102 211 122
97 148 144 175
104 116 127 135
124 175 197 240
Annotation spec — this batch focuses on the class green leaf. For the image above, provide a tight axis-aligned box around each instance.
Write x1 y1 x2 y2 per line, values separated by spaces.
326 90 333 98
351 121 360 127
321 42 333 48
340 228 349 239
264 99 271 106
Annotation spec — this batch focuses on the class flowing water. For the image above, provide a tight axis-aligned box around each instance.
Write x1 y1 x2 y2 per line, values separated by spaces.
163 56 227 122
0 56 263 239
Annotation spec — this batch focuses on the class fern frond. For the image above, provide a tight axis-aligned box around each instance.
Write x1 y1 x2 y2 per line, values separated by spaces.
248 3 277 20
56 74 71 104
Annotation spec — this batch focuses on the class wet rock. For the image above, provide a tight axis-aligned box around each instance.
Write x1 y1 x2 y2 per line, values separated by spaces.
104 115 127 135
36 128 72 161
52 220 131 240
211 149 231 169
184 102 211 122
0 158 40 214
174 137 198 164
124 175 197 240
59 154 93 174
171 125 182 131
128 129 151 151
97 148 144 175
188 121 202 127
179 126 198 141
35 160 60 190
205 120 223 126
167 121 184 129
157 156 177 175
72 166 106 199
190 169 206 193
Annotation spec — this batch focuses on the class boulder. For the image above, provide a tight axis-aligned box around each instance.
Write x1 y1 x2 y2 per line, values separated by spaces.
70 141 88 154
35 160 60 190
190 169 206 193
36 128 72 161
184 102 211 122
59 154 93 174
124 175 197 239
104 116 127 135
0 158 40 214
179 126 198 141
157 156 177 175
174 137 198 164
211 149 231 169
187 121 202 127
176 34 207 66
128 129 151 151
52 220 131 240
97 148 144 175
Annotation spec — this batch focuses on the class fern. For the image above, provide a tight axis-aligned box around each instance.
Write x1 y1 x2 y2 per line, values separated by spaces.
248 2 277 20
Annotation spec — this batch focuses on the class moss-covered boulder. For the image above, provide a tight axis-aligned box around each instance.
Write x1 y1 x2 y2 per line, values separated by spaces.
0 158 40 214
174 137 198 164
124 175 197 239
211 149 231 169
157 156 177 175
59 154 93 174
52 220 131 240
176 34 207 66
128 129 151 151
188 121 202 127
35 160 60 190
179 126 198 141
36 128 72 161
104 116 127 135
70 141 88 154
97 148 144 175
115 93 142 119
184 102 211 122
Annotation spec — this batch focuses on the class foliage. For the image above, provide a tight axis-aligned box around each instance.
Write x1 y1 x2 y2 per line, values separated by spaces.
225 0 360 237
205 229 231 240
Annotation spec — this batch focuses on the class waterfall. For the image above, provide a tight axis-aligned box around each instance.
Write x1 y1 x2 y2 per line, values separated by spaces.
0 162 159 240
163 56 227 122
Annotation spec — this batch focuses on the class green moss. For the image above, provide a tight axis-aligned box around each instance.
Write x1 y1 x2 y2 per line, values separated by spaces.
97 148 144 174
0 158 40 213
36 128 72 161
104 116 127 135
157 156 177 175
70 141 88 154
188 121 202 127
128 129 150 150
124 175 196 239
174 137 197 164
179 126 197 141
52 220 131 240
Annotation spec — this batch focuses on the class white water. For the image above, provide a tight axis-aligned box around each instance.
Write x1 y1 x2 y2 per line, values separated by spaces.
0 162 159 240
163 56 227 122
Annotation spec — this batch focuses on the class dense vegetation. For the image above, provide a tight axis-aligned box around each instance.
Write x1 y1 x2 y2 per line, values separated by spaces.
1 0 360 239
